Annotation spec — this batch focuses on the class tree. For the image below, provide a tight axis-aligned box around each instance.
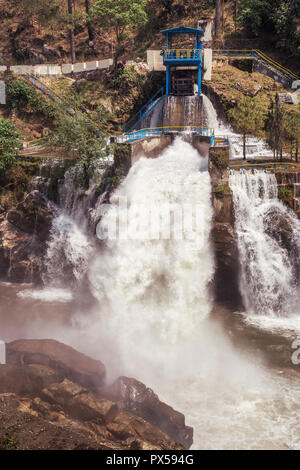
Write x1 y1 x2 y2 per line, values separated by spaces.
228 97 264 159
215 0 224 38
0 119 21 172
68 0 76 64
91 0 147 69
49 114 109 187
283 112 300 162
265 93 284 160
237 0 270 36
85 0 95 42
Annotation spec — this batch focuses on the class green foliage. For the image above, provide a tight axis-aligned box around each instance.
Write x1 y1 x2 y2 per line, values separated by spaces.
111 167 124 189
238 0 300 57
49 114 110 188
278 186 293 203
7 79 60 122
213 184 231 197
211 151 229 170
157 0 175 12
7 79 42 110
265 93 284 159
237 0 270 36
0 119 20 172
0 434 18 450
91 0 147 65
283 112 300 161
228 96 264 158
111 64 146 93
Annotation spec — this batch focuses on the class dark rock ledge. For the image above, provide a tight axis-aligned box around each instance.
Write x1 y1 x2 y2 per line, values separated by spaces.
0 339 192 450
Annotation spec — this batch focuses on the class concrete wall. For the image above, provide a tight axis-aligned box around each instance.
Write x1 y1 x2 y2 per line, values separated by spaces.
253 60 293 89
147 50 165 72
137 95 208 130
203 49 212 81
197 19 214 42
0 341 6 365
6 58 113 76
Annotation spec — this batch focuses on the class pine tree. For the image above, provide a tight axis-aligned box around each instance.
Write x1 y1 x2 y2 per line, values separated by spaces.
266 94 284 160
68 0 76 64
85 0 95 42
228 96 264 159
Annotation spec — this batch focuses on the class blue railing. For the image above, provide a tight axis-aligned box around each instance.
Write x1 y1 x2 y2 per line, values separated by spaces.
116 126 215 144
123 87 165 133
163 49 202 62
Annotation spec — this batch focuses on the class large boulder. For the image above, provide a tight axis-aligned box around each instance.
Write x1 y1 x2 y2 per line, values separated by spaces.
104 376 193 449
0 339 187 450
7 339 106 390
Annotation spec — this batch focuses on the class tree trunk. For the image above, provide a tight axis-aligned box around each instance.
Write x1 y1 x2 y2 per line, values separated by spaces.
215 0 223 38
68 0 76 64
85 0 94 42
234 0 238 33
243 133 246 159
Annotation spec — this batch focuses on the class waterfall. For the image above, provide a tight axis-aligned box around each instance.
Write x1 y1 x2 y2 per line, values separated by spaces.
42 213 94 287
201 95 275 160
201 94 220 129
229 170 300 317
84 137 214 373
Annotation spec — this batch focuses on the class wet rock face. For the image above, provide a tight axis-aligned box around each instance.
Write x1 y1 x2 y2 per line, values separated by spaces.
212 222 243 307
0 339 187 450
104 376 193 449
7 339 106 390
7 191 54 242
0 190 55 283
209 147 242 308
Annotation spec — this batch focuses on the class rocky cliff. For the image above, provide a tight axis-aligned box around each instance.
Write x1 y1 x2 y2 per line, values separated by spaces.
0 339 192 450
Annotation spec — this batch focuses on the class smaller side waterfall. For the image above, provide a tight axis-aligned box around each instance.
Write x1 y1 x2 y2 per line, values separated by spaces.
229 170 300 317
42 213 94 287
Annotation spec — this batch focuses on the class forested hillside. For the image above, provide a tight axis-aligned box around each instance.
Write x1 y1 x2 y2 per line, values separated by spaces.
0 0 299 74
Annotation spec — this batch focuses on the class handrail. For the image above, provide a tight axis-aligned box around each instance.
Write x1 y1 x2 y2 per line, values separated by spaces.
212 49 300 82
163 49 202 59
123 87 165 133
254 50 299 80
117 126 215 144
20 69 123 136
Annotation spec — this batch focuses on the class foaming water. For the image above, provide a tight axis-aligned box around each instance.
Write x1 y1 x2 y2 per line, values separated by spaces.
85 138 214 371
229 170 300 318
65 139 299 450
2 136 300 449
43 213 94 287
18 287 73 303
201 94 274 159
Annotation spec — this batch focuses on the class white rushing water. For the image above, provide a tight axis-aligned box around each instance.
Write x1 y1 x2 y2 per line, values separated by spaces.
229 170 300 324
58 138 298 450
201 94 275 160
86 138 214 364
43 212 94 287
13 133 300 450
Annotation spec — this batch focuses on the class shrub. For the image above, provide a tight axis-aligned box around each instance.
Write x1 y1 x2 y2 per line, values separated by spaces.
7 79 42 111
0 434 18 450
0 118 20 172
278 186 293 203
